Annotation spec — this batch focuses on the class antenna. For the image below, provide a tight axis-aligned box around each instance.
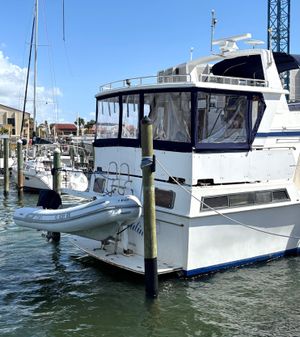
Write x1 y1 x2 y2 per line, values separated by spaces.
190 47 194 61
213 33 252 53
245 39 265 49
62 0 66 41
210 9 217 52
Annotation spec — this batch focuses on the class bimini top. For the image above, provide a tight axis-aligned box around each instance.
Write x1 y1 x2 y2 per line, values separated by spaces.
211 52 300 79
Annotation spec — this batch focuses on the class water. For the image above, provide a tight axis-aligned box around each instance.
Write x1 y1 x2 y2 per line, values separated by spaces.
0 181 299 337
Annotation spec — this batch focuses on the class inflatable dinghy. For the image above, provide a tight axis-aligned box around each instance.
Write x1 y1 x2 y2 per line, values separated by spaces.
13 195 142 241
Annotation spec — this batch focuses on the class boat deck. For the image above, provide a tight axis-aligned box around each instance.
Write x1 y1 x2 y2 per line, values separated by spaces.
70 236 182 275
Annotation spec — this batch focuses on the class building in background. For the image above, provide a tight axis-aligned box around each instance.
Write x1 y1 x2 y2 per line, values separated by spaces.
0 104 31 142
51 123 77 141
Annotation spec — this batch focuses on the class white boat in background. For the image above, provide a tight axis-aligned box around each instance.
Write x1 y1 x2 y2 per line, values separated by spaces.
11 156 88 191
0 157 14 171
15 33 300 277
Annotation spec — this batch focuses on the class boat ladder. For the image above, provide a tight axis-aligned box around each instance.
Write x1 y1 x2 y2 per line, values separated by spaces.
105 161 133 195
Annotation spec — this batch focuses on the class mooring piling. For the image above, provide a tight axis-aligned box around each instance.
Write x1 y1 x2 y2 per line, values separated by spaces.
17 139 24 193
3 135 10 195
141 116 158 298
53 147 61 193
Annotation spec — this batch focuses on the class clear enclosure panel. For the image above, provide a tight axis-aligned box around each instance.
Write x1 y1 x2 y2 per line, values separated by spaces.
96 96 120 139
121 94 139 139
197 92 248 144
144 92 191 142
251 95 265 128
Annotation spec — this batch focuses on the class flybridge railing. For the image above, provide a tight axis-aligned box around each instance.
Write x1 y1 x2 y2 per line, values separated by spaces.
99 73 268 92
99 74 192 92
199 74 268 87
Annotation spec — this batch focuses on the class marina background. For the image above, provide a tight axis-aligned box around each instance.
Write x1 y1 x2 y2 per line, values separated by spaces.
1 1 300 336
0 178 299 336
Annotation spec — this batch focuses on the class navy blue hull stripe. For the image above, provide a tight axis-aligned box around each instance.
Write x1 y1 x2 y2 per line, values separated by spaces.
257 131 300 137
183 247 300 277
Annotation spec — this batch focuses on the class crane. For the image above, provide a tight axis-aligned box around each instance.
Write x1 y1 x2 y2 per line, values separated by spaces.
267 0 291 90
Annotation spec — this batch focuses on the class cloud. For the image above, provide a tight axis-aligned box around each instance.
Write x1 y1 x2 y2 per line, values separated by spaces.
0 50 62 124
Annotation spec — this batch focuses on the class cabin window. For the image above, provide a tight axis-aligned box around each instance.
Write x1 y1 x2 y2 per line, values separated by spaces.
272 189 289 201
121 94 139 139
201 189 290 211
197 92 248 144
255 191 272 204
202 195 228 210
251 95 265 130
155 188 176 209
93 177 106 193
96 96 120 139
144 92 191 142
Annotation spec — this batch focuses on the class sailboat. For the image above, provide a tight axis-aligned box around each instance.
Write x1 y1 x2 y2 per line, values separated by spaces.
12 0 88 192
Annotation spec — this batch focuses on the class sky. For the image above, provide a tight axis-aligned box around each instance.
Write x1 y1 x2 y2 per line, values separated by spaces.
0 0 299 125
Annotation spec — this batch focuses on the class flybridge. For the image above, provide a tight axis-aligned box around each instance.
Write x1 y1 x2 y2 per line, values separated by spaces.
98 34 300 94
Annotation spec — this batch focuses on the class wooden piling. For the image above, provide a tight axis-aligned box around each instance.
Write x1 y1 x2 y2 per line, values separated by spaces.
141 116 158 298
53 147 61 193
3 136 9 195
17 139 24 193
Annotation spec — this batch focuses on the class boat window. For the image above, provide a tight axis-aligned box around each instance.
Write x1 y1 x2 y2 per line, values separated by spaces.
144 92 191 142
229 193 254 207
96 96 120 139
272 189 289 201
93 177 106 193
202 195 228 210
121 94 139 139
251 95 265 130
197 92 248 144
201 189 290 211
255 191 272 204
155 188 176 209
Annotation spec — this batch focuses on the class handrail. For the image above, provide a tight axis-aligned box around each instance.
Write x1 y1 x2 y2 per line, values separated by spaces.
100 74 192 92
99 73 268 92
199 74 268 87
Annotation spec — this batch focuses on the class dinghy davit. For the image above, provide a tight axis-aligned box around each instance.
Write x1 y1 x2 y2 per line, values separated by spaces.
13 195 142 241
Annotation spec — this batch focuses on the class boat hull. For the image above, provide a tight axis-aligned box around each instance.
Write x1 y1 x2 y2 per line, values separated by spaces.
67 201 300 276
184 203 300 276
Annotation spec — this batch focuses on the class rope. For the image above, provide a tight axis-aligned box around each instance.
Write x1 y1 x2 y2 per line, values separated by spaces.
156 158 300 241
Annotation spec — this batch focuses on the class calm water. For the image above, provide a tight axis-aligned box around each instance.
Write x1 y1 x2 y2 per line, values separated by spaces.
0 180 299 337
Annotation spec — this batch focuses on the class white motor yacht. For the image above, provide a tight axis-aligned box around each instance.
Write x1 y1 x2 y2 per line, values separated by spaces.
15 34 300 276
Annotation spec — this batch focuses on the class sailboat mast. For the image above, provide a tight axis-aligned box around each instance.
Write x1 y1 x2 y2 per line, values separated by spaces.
33 0 38 133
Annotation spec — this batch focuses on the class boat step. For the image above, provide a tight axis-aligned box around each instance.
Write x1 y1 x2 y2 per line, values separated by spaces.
70 236 182 275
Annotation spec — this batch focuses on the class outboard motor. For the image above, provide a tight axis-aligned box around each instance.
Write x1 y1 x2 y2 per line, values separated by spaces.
37 189 62 243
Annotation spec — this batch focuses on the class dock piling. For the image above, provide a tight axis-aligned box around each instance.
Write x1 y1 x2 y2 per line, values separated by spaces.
141 116 158 298
53 147 61 193
3 136 9 195
17 139 24 193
